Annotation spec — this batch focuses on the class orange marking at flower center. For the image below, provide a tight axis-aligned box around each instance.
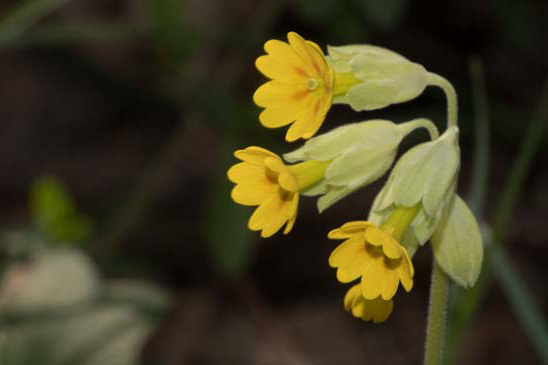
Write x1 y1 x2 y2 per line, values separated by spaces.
292 89 309 102
293 66 308 78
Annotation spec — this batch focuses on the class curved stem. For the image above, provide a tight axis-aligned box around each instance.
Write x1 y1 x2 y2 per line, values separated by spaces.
427 72 458 129
399 118 440 140
424 260 449 365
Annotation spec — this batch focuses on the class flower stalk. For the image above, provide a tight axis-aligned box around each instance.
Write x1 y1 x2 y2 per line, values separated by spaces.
423 74 458 365
427 72 458 129
424 261 450 365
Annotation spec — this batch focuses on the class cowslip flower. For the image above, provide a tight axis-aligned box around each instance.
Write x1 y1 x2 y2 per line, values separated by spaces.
328 220 414 300
329 205 419 322
254 32 336 142
227 147 330 238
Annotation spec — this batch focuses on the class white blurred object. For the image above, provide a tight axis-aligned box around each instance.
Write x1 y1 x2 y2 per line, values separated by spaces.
0 248 99 310
0 248 169 365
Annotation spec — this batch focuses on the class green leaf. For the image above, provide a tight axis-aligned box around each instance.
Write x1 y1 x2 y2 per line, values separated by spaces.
49 216 93 244
431 196 483 288
30 176 92 244
31 177 75 231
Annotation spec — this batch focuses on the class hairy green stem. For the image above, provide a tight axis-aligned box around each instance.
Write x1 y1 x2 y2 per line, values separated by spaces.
427 73 459 129
424 261 449 365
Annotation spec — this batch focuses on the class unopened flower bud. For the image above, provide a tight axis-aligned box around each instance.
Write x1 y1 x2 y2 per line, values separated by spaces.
327 45 429 111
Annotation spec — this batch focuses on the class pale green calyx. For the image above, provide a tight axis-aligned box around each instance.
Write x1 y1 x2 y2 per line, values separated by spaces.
431 195 483 288
284 119 437 213
328 44 429 111
369 126 460 245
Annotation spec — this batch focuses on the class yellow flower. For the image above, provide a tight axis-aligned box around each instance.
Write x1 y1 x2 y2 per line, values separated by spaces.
328 221 414 300
228 146 330 238
253 32 336 142
344 284 393 323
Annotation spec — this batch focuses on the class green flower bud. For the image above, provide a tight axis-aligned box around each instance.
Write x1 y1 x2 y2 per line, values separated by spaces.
327 45 429 111
431 195 483 288
369 126 460 244
284 119 437 213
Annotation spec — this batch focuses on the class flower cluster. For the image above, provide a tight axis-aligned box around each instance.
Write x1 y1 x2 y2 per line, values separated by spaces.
228 32 483 323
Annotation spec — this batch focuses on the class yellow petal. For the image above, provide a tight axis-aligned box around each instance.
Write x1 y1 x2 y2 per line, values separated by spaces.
234 146 278 165
344 284 395 323
398 250 414 292
300 98 327 140
304 41 327 76
364 226 402 260
227 162 264 184
253 80 309 108
364 226 388 247
264 156 287 175
361 257 384 300
248 193 277 231
344 284 361 310
328 221 371 240
382 238 403 260
287 32 319 75
328 237 365 267
230 182 275 206
333 243 372 283
285 98 317 142
278 172 299 193
263 39 306 70
369 297 394 323
351 296 369 320
259 105 299 128
260 193 294 238
255 55 308 82
306 40 324 60
380 262 400 300
336 255 370 283
283 194 299 234
403 248 414 277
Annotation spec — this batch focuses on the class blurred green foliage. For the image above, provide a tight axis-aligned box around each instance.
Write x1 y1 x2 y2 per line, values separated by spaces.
31 176 93 245
356 0 408 31
149 0 195 65
0 0 71 47
493 0 542 55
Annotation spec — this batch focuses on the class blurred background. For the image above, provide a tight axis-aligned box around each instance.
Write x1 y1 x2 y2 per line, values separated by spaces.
0 0 547 364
